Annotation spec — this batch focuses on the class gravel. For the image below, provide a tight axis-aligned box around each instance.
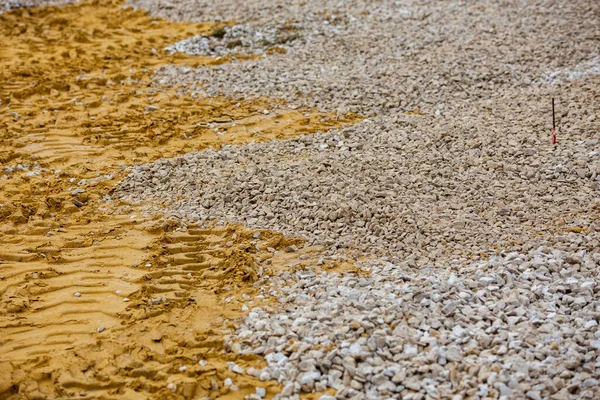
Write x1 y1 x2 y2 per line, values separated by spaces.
146 0 599 117
1 0 76 13
165 23 301 57
3 0 599 398
116 0 600 398
119 0 600 264
228 248 600 399
117 118 600 262
541 56 600 86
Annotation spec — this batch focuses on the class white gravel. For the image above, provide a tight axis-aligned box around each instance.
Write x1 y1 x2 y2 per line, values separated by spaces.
228 248 600 399
165 23 301 57
540 56 600 86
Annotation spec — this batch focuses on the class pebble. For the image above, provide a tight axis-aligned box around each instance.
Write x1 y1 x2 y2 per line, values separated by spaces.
584 320 598 329
259 370 271 381
300 371 321 385
228 362 244 374
526 391 542 400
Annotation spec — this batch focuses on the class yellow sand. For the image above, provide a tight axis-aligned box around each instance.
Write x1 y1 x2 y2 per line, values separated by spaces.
0 1 360 398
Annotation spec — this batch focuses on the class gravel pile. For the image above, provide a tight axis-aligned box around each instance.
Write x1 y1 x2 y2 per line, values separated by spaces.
228 248 600 399
117 117 600 262
165 23 301 57
120 0 600 263
145 0 599 117
126 0 599 266
117 0 600 398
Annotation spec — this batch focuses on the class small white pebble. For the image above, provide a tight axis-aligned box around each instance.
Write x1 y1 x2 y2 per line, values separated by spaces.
97 326 105 333
74 292 81 297
224 378 232 387
123 298 130 302
242 304 249 312
585 320 598 329
256 387 267 398
145 263 152 268
167 383 177 393
582 281 595 290
115 290 121 295
32 273 38 279
199 360 207 366
179 365 187 372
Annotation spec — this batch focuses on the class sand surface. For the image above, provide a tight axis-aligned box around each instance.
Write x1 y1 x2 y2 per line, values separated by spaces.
0 1 357 398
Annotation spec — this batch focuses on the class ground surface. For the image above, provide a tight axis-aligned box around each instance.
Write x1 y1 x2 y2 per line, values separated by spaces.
0 1 356 398
1 0 600 399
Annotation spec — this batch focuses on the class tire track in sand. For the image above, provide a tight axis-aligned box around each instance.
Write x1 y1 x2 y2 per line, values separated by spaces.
0 215 327 398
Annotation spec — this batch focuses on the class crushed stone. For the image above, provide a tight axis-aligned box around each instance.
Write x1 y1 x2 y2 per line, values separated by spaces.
117 116 600 263
228 248 600 399
117 0 600 398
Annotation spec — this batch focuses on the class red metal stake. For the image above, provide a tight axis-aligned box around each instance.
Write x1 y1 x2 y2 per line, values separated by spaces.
552 98 557 145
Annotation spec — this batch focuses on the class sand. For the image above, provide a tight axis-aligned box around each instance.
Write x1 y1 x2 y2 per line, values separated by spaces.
0 1 358 398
